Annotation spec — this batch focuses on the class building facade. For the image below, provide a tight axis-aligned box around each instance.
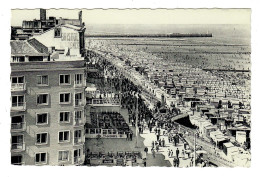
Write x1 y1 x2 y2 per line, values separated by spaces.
10 23 86 166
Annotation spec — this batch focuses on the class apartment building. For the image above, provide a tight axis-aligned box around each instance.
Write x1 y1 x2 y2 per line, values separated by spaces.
10 23 86 165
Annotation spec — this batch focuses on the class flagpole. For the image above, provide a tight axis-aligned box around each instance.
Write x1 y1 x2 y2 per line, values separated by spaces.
135 93 139 148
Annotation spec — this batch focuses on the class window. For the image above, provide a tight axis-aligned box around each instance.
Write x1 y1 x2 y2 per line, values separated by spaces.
35 152 47 164
54 28 62 38
11 76 24 84
12 56 25 63
12 95 24 107
60 74 70 85
75 74 83 85
36 113 48 125
59 131 70 143
37 75 48 85
37 94 48 105
58 151 69 161
60 112 70 123
36 133 48 144
60 93 70 104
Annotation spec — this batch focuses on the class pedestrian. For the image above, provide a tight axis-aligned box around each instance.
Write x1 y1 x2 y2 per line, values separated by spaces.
156 144 159 152
152 141 155 149
159 139 162 146
176 158 180 167
190 157 193 167
162 138 165 147
144 147 148 156
128 116 131 123
176 148 179 158
168 149 171 157
182 149 185 158
173 157 177 167
152 148 156 158
126 131 129 141
156 133 160 141
143 159 147 167
170 150 173 157
149 126 152 133
130 132 133 141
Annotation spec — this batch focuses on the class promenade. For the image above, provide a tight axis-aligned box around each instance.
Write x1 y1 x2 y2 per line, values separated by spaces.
85 47 250 167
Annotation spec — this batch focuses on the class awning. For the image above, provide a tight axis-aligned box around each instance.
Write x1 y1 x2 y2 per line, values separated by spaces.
85 87 97 92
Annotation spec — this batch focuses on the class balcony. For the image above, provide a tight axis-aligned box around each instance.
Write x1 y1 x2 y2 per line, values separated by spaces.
12 162 25 165
11 102 26 111
74 80 86 88
74 137 83 145
87 98 120 106
11 122 26 132
74 118 83 127
11 83 26 92
74 156 83 165
11 143 25 152
75 99 84 107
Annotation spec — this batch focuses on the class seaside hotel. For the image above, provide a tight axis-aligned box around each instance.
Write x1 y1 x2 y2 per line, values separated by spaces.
10 13 87 165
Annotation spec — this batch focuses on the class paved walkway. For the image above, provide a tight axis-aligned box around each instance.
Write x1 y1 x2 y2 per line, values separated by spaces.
120 108 193 167
139 127 192 167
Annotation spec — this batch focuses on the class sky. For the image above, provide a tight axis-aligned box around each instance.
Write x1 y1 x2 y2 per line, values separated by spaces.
11 9 251 26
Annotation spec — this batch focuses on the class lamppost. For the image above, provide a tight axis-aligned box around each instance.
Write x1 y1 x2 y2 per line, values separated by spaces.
135 92 139 148
194 127 199 167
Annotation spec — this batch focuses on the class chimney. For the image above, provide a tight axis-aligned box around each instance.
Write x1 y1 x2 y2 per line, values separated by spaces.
78 10 82 25
40 9 46 21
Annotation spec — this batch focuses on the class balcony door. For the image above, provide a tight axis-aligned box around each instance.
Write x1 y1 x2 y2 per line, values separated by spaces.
11 115 24 130
75 93 82 106
11 155 23 165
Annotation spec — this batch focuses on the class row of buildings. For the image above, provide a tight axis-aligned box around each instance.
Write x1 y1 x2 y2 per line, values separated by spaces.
11 10 87 165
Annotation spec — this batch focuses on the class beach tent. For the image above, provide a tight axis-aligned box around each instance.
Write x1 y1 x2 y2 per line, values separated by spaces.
200 121 212 135
210 130 223 141
223 142 235 155
204 125 218 137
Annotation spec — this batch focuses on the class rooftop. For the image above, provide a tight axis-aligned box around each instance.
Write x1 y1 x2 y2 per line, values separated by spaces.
11 39 49 56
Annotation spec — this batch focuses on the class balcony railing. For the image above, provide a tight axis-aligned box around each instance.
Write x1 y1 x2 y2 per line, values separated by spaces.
74 137 83 145
74 80 86 88
12 162 24 165
11 102 26 111
11 83 26 92
74 118 83 126
74 157 83 165
11 143 25 151
75 99 84 107
87 98 120 105
11 122 26 131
